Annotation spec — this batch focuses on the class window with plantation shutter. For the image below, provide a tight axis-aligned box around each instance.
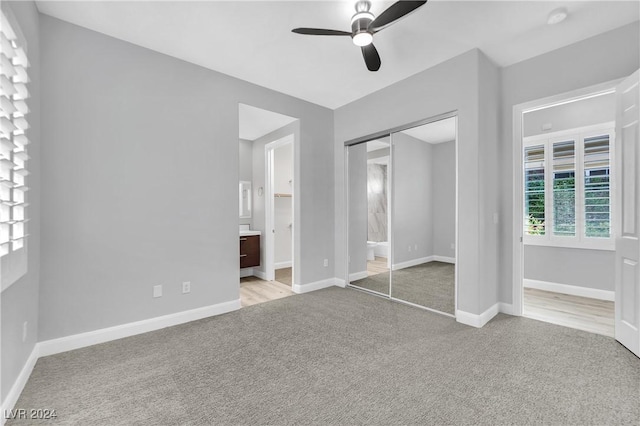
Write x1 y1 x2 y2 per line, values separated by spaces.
522 123 615 250
0 9 29 268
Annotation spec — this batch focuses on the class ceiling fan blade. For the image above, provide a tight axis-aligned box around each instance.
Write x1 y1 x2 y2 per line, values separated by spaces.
369 1 427 32
361 44 381 72
292 28 351 36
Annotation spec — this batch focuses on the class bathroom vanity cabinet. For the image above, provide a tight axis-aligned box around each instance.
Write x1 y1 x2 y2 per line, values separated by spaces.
240 235 260 268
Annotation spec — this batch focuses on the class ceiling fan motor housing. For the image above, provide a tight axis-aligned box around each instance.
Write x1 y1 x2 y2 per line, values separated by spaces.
351 1 374 36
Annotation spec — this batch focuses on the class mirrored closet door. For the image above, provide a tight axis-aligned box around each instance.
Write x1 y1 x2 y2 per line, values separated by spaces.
348 138 391 296
346 116 457 317
390 119 457 315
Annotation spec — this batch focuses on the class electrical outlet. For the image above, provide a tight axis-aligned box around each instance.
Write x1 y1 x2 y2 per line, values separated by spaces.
153 285 162 298
182 281 191 294
414 244 418 251
450 243 455 250
323 259 328 267
22 321 27 343
408 245 412 252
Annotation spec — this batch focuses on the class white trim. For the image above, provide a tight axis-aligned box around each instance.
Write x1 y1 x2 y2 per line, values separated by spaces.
274 261 292 269
38 299 241 357
1 345 38 425
433 255 455 264
456 303 499 328
392 256 433 270
523 122 615 143
334 278 347 288
499 302 515 315
523 238 615 251
292 278 338 294
239 268 254 278
523 278 614 301
253 269 267 281
349 271 368 281
0 300 242 422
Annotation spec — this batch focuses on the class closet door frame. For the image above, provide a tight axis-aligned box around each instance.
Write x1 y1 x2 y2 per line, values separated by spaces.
344 110 459 316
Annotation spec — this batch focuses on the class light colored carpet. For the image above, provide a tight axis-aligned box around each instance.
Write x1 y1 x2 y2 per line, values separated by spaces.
8 287 639 425
275 267 292 286
351 270 390 294
351 261 454 314
392 261 455 314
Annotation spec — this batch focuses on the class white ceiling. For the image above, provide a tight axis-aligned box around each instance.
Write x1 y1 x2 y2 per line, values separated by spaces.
366 139 390 151
401 117 455 144
36 1 639 109
239 104 297 140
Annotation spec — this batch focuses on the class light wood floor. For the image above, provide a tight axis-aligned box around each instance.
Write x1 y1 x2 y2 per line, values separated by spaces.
367 256 389 276
240 274 295 307
523 288 614 338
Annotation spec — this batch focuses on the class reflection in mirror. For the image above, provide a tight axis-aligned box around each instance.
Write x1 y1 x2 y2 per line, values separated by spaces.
239 181 252 218
391 117 456 314
348 138 391 296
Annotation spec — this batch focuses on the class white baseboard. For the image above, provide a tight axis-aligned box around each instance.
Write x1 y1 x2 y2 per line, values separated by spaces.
349 271 368 281
334 278 347 288
38 299 241 357
498 302 515 315
433 255 455 264
1 299 242 423
240 268 254 278
274 261 292 269
393 256 433 270
253 269 267 281
456 303 499 328
292 278 338 294
523 279 614 301
1 345 39 425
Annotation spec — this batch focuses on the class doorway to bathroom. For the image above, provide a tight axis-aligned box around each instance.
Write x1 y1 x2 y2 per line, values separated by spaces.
238 104 299 307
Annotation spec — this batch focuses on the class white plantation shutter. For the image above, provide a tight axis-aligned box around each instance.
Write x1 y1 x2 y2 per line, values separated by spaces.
0 9 29 258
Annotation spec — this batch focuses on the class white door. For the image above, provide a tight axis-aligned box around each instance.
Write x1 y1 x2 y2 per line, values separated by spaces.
615 70 640 357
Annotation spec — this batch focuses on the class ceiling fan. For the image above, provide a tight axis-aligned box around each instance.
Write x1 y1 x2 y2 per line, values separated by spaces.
292 1 428 72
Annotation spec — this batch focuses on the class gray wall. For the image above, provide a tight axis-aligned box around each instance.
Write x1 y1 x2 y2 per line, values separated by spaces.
39 16 333 340
1 0 41 403
239 138 252 226
499 21 640 305
523 92 615 137
432 140 456 259
348 143 368 276
335 49 501 315
393 132 434 264
524 246 614 291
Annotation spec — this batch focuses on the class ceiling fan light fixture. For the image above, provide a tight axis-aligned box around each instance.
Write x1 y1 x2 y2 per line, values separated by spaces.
352 31 373 46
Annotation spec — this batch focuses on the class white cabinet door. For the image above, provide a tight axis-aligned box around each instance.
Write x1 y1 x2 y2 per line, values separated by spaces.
615 70 640 357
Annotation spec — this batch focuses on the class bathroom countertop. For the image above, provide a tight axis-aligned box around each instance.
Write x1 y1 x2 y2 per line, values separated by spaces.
240 230 261 236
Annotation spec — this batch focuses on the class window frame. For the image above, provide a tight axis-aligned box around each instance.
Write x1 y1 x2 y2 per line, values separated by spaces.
523 122 615 251
0 5 30 292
